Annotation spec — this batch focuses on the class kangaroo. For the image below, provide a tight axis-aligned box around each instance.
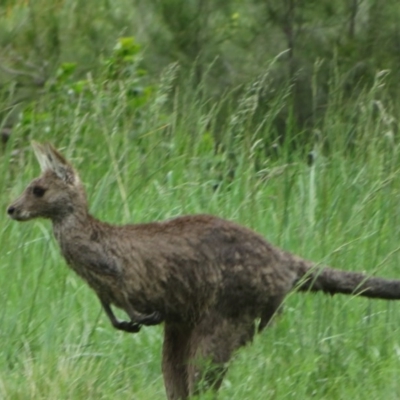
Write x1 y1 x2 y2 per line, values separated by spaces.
7 142 400 400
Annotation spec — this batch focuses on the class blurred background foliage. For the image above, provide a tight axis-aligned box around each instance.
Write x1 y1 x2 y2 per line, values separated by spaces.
0 0 399 153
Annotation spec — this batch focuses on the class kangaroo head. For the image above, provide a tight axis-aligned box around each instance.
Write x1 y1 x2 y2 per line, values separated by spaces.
7 142 87 222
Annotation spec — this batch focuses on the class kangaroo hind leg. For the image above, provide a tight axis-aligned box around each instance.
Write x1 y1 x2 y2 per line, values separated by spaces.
187 311 256 396
162 322 192 400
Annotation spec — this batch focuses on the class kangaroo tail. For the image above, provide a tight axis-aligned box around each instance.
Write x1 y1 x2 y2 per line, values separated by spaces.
292 257 400 300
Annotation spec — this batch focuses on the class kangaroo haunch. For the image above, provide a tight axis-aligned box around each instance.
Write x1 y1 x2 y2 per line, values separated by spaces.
7 142 400 400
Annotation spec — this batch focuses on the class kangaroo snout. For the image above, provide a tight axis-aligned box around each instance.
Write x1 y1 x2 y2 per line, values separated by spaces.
7 205 15 216
6 202 31 221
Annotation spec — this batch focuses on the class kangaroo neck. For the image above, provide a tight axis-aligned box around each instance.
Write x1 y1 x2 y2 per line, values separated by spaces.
52 208 95 243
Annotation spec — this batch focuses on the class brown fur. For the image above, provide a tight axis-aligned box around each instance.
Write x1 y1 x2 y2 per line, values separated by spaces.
7 142 400 399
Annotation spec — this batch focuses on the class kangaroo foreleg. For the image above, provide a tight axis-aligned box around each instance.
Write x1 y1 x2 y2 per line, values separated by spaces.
101 300 164 333
101 300 141 333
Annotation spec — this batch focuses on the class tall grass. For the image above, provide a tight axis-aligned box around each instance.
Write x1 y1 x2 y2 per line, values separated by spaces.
1 68 400 399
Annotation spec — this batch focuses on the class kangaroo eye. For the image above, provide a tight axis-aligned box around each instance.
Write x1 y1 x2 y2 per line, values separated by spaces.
32 186 46 197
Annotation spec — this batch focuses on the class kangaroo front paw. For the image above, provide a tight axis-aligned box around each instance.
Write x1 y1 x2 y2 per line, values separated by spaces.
115 320 142 333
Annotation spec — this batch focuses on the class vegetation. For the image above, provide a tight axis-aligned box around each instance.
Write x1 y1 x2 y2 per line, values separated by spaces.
1 0 400 399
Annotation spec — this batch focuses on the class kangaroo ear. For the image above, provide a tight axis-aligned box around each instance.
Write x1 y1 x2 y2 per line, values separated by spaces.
32 142 78 184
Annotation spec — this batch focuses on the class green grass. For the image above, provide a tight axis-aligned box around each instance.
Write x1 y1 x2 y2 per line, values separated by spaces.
2 71 400 399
